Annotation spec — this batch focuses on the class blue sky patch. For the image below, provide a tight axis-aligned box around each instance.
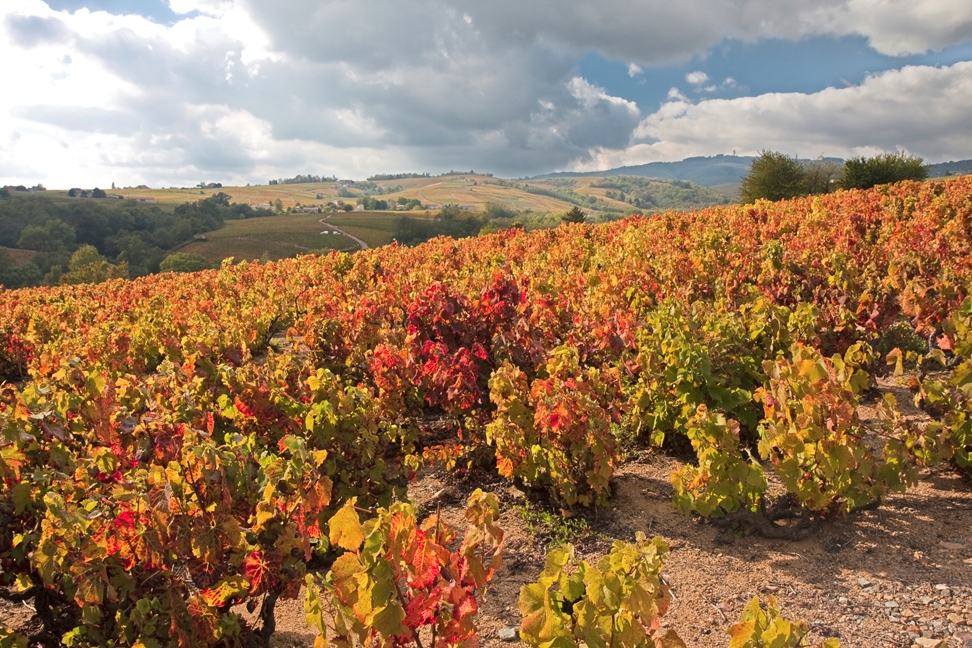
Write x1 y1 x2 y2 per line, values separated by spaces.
43 0 198 25
579 35 972 114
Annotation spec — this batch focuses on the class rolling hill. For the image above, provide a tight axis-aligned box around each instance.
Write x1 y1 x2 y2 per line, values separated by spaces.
532 154 972 186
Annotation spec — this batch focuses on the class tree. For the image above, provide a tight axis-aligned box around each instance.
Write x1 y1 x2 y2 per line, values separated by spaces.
91 188 107 198
0 188 9 199
802 159 843 195
160 252 212 273
438 204 462 220
739 151 806 203
0 261 42 289
562 206 586 223
17 219 75 253
484 201 518 219
59 244 128 285
839 152 928 190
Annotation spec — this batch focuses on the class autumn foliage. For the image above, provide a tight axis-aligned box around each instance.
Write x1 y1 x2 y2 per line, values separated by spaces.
2 177 972 644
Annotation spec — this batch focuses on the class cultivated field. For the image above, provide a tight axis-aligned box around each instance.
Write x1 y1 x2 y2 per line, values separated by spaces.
177 212 350 263
0 246 35 267
326 212 410 248
102 175 580 213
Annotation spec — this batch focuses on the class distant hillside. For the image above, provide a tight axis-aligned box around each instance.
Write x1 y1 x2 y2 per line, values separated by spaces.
533 155 758 186
536 154 971 187
929 159 972 177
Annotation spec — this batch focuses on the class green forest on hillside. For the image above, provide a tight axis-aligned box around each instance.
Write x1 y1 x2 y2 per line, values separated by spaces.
0 192 268 288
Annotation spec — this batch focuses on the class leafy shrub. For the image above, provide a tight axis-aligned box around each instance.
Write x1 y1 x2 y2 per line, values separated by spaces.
519 533 682 648
839 152 928 190
304 490 503 648
671 406 766 518
740 151 807 204
631 299 773 446
756 344 916 514
488 346 621 507
729 596 840 647
909 296 972 470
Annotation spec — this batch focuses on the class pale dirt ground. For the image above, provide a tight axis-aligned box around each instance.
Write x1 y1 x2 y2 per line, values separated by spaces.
258 454 971 648
264 374 972 648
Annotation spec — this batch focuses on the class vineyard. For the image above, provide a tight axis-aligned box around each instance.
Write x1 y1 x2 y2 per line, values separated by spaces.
2 177 972 648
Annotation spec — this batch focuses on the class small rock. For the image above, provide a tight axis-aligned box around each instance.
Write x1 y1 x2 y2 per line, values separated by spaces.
859 578 872 587
887 601 901 608
922 597 934 605
914 639 943 648
838 597 849 604
498 628 518 642
940 542 965 551
430 486 457 502
935 584 950 591
953 630 972 642
950 614 965 624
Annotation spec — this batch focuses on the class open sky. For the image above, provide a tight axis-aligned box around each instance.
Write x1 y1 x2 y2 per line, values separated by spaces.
2 0 972 187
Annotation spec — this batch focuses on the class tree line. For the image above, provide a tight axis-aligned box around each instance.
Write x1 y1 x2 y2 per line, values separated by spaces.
740 151 930 203
0 192 268 289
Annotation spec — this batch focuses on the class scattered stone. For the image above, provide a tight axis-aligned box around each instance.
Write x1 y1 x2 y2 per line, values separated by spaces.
858 578 872 587
935 584 950 591
949 614 965 624
498 628 518 642
940 542 965 551
838 597 849 605
914 638 943 648
886 601 900 608
430 486 457 502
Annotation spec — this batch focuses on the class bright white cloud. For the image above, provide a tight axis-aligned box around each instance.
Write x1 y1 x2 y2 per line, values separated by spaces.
686 71 709 84
575 61 972 171
802 0 972 56
628 63 642 77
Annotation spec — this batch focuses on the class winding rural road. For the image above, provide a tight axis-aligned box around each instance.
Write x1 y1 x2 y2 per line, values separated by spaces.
318 215 369 251
417 181 443 204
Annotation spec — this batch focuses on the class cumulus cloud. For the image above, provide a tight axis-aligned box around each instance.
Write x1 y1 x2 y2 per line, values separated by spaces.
572 61 972 171
686 71 709 85
802 0 972 56
1 0 971 185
